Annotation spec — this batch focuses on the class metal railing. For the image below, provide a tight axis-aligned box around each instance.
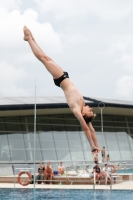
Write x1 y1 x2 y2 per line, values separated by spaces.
14 167 34 189
0 161 133 190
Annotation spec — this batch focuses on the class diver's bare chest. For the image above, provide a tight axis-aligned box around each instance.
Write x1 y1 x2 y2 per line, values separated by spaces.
65 89 84 108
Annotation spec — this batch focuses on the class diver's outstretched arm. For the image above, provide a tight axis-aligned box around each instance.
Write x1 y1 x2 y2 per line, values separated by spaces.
88 122 100 151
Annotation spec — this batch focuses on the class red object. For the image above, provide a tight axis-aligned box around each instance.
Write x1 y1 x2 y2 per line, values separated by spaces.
18 171 32 186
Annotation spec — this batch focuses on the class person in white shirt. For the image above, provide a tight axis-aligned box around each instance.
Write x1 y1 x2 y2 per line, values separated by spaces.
102 163 116 185
58 162 65 175
102 163 111 185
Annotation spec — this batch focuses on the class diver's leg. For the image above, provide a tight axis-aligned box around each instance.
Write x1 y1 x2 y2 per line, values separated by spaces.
26 27 44 52
23 26 63 79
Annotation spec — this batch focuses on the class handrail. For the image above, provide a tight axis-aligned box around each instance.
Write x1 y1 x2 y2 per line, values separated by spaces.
10 162 133 189
14 167 34 189
93 171 96 189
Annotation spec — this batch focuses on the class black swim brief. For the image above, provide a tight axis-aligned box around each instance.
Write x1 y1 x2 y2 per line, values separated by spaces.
54 72 69 87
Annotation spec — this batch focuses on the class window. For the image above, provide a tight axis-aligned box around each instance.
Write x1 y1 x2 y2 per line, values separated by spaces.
11 150 27 161
56 150 71 160
5 117 23 132
42 150 57 161
26 150 42 161
54 140 69 150
40 141 55 149
71 151 85 161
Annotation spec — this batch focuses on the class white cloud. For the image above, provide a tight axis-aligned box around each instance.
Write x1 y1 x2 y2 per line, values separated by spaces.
116 75 133 97
0 0 22 10
0 8 62 53
115 53 133 71
0 5 63 96
23 8 38 21
34 0 133 21
0 61 29 96
120 53 133 63
0 1 133 101
109 38 129 54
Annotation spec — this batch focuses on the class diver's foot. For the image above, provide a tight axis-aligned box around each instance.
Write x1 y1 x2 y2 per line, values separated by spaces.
23 26 32 41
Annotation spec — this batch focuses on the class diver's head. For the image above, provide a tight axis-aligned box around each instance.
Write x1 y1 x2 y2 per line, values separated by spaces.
82 105 96 123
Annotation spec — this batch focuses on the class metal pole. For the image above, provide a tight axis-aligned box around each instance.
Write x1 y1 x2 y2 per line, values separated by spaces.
110 169 112 189
13 166 15 190
93 171 96 189
98 102 105 144
34 78 37 190
101 108 103 132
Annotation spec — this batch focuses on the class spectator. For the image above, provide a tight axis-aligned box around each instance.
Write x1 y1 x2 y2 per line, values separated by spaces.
116 163 122 170
58 162 65 175
101 147 106 163
102 163 116 185
109 164 116 174
44 161 53 184
45 161 52 168
93 150 99 164
106 154 110 163
35 162 45 184
93 164 103 184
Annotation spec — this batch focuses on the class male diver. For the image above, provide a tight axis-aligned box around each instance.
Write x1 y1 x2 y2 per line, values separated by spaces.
23 26 100 153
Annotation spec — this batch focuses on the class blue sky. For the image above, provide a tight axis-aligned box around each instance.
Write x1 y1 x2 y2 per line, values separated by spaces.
0 0 133 101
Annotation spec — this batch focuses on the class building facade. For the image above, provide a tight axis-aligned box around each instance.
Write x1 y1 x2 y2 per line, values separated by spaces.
0 96 133 164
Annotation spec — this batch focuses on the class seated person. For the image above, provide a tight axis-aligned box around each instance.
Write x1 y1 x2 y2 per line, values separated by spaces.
35 162 45 184
93 164 103 184
58 161 65 175
110 164 116 174
44 161 53 184
103 163 116 174
102 163 116 185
